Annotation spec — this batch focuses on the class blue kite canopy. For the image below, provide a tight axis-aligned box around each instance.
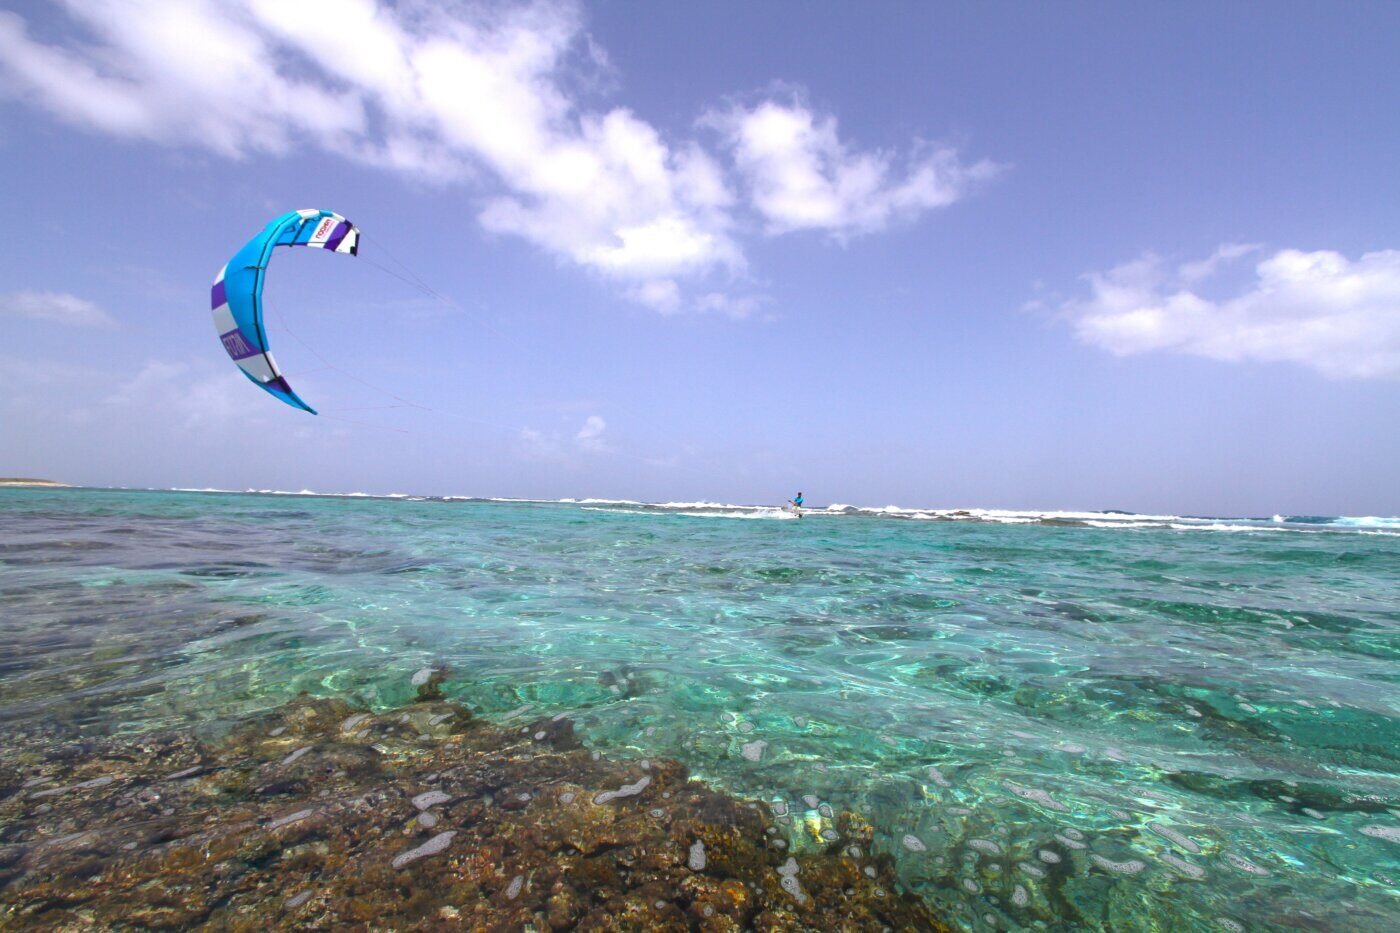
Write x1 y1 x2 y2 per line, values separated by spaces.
211 209 359 414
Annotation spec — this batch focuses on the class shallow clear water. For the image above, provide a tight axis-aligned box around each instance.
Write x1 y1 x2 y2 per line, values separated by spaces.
3 487 1399 929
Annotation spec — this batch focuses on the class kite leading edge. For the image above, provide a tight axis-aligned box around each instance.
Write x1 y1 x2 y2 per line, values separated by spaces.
211 209 360 414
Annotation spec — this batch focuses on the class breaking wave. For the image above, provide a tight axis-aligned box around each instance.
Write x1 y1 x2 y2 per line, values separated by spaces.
146 487 1398 536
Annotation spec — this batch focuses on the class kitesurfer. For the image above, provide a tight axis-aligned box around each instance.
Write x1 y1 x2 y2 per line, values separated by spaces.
788 491 804 517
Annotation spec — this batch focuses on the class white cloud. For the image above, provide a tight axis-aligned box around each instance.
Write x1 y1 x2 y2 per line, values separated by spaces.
627 283 762 317
517 426 563 462
0 0 739 286
1177 242 1261 283
0 290 114 327
696 291 762 320
574 414 609 453
627 279 681 314
519 413 611 460
0 354 106 387
708 96 999 236
0 1 996 312
1061 245 1400 379
0 3 365 156
106 359 257 429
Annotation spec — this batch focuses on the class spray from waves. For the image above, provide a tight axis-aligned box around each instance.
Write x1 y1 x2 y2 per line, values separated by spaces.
652 501 740 510
239 489 412 499
582 506 797 521
580 501 1398 535
676 508 798 521
1167 522 1286 533
1334 516 1400 529
144 487 1397 536
1276 514 1400 530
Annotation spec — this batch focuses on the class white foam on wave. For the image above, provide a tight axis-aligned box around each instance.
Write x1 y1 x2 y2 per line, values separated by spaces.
1082 520 1161 529
653 500 751 510
911 508 1337 534
1168 522 1285 533
1336 516 1400 529
969 513 1039 524
241 488 410 500
581 505 797 520
156 487 1399 539
839 505 1191 524
963 508 1185 523
828 504 942 520
677 508 798 520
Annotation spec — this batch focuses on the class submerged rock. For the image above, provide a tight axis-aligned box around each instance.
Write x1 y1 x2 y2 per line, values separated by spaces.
0 694 948 930
411 790 451 811
593 774 651 804
411 665 449 702
391 830 456 869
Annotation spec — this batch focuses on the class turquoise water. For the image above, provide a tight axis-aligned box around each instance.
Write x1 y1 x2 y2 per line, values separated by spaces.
3 487 1400 929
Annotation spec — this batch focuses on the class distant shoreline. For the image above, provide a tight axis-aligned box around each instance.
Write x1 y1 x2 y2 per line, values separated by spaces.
0 478 70 487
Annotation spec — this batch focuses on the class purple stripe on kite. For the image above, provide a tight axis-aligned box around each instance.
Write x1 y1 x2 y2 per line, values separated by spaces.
210 279 227 310
219 328 260 361
266 376 293 395
323 221 350 253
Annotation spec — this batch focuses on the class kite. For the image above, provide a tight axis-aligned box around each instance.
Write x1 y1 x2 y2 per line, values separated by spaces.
211 209 359 414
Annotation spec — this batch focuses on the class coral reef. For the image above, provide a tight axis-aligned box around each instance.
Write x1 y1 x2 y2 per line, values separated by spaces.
1 695 948 931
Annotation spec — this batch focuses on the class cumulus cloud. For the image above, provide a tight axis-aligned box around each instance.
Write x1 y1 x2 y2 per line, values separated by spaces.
519 413 610 460
0 0 739 291
517 426 561 461
106 359 256 429
707 96 999 236
1177 242 1261 283
1061 245 1400 379
0 290 114 327
574 414 609 452
0 1 994 312
0 1 736 286
0 3 364 156
626 279 681 314
0 355 106 388
695 291 762 320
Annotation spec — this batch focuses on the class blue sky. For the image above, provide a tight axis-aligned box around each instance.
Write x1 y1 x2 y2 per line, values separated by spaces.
2 0 1397 515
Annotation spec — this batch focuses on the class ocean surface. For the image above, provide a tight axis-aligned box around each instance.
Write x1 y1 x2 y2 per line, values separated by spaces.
3 487 1399 930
